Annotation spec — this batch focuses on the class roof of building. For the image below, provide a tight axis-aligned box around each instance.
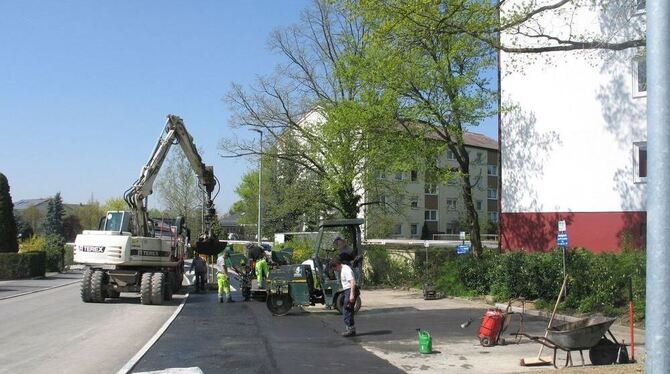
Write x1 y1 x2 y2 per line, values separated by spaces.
463 132 498 151
13 198 50 210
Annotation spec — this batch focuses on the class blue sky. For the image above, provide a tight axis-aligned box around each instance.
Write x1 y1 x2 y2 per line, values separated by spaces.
0 1 497 213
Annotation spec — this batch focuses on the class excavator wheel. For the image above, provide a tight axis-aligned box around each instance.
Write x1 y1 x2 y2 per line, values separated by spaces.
81 269 93 303
140 272 153 305
151 272 165 305
164 272 175 301
91 270 108 303
170 270 181 293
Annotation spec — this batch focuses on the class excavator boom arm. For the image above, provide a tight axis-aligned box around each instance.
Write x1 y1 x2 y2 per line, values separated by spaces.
124 115 217 237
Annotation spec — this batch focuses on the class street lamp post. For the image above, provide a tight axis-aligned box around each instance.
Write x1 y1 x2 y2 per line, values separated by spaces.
250 129 263 246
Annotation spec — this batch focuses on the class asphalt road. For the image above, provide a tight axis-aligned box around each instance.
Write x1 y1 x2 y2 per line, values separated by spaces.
133 291 404 374
0 271 183 374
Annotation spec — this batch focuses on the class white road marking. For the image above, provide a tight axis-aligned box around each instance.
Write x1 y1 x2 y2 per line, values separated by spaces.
116 293 190 374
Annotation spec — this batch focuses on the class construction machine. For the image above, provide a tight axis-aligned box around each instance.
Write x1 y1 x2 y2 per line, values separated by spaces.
265 219 364 316
73 115 224 305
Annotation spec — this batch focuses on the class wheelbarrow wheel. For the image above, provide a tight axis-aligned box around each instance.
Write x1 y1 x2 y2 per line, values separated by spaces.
480 336 493 347
267 293 293 316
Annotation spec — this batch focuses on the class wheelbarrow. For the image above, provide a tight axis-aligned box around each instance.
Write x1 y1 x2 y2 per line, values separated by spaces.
516 316 618 368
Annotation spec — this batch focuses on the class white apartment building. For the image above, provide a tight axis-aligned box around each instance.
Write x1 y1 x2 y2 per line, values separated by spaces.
500 1 647 252
364 133 499 239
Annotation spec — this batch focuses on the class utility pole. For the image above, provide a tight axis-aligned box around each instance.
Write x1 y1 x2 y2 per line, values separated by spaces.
646 0 670 372
251 129 263 246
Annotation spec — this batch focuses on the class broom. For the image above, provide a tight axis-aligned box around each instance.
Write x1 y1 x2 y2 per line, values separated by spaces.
520 274 568 366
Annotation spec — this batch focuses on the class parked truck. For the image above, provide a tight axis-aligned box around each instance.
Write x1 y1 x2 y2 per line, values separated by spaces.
74 115 223 305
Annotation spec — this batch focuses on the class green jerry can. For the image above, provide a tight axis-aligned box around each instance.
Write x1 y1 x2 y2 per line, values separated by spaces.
417 329 432 354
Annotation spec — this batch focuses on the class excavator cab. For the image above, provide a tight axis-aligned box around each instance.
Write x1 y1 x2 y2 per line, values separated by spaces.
98 211 131 232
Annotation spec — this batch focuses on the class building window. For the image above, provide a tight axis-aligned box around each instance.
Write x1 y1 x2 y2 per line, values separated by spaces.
489 211 499 223
447 177 457 186
487 165 498 176
634 141 647 183
447 150 456 160
487 188 498 200
425 210 438 221
395 172 404 181
476 200 483 211
393 224 402 236
410 196 419 209
475 152 483 164
410 224 418 236
446 198 457 210
411 170 418 182
425 183 438 195
633 54 647 97
380 195 387 205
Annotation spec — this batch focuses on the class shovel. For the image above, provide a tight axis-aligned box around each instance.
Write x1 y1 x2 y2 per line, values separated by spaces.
520 274 568 367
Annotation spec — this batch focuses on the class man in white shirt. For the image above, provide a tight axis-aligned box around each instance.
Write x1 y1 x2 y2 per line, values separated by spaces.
331 257 357 337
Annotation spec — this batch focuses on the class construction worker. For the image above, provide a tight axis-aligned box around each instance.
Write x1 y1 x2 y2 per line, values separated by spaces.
255 254 269 289
190 254 207 293
217 264 233 303
331 257 358 337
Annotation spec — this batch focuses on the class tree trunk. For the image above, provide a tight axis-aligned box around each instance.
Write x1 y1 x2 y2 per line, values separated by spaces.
456 146 483 257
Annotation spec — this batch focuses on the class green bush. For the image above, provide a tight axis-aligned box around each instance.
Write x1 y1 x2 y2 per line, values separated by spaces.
364 246 415 287
459 248 645 320
43 234 65 272
0 251 46 279
64 245 74 267
435 259 472 296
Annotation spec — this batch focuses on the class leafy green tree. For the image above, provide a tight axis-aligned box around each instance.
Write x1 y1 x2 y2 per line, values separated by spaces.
223 0 423 220
22 206 43 235
63 214 83 241
342 1 497 256
72 195 103 230
103 197 127 212
0 173 18 252
44 233 66 272
230 146 326 236
14 213 33 241
349 0 644 55
42 192 65 238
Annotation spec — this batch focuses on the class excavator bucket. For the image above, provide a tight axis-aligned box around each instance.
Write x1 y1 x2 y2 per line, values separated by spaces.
194 237 227 257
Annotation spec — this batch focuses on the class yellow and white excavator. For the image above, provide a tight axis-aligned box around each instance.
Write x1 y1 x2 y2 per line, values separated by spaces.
73 114 224 305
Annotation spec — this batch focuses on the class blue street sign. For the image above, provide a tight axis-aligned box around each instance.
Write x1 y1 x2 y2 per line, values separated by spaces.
456 244 471 254
557 233 568 247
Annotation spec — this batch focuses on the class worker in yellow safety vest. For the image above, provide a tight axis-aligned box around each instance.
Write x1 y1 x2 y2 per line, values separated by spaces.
255 255 269 289
217 264 233 303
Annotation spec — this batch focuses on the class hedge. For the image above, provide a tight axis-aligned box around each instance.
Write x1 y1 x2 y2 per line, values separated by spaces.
0 251 46 280
363 246 646 321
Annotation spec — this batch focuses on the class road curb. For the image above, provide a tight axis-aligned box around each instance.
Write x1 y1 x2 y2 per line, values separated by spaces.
116 293 190 374
0 279 81 301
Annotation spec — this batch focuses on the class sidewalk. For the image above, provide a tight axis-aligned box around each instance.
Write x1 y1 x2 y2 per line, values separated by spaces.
350 289 645 374
0 271 82 300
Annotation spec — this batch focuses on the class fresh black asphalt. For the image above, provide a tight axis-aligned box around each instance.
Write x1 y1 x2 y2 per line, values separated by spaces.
132 290 404 374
